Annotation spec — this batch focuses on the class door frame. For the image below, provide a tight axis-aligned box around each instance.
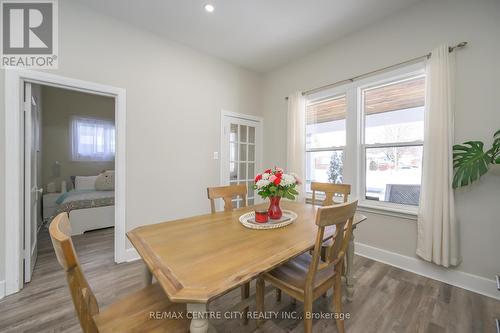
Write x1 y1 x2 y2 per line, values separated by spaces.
219 110 263 204
23 82 42 283
4 69 127 296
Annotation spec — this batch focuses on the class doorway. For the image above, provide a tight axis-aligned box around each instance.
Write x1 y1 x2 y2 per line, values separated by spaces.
23 83 117 283
220 111 263 207
4 70 127 296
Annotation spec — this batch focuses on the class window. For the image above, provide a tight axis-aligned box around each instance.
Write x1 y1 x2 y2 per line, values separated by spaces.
305 94 346 192
362 75 425 206
70 117 115 161
303 64 425 211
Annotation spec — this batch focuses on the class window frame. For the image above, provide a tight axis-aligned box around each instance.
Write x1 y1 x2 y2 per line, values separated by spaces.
70 116 116 162
357 67 425 213
303 62 425 215
305 90 348 193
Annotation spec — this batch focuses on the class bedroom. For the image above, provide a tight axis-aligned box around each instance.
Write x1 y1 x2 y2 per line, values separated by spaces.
27 84 116 284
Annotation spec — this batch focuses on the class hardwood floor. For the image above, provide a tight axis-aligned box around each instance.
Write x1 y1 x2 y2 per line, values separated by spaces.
0 228 498 333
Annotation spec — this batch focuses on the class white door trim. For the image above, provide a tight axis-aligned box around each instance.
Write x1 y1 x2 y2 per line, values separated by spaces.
4 69 127 297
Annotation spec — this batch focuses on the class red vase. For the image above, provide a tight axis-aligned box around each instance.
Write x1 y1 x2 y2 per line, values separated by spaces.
268 196 283 220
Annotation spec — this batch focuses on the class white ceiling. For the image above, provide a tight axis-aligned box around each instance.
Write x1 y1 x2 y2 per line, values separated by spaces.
78 0 423 72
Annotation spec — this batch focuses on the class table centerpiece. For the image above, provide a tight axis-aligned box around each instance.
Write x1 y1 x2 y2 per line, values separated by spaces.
253 167 301 219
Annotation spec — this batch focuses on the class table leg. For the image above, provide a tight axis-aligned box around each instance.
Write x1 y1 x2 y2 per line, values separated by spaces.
345 228 355 302
187 303 216 333
144 266 153 286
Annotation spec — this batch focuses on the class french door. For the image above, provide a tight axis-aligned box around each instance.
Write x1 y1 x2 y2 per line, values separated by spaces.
221 112 262 208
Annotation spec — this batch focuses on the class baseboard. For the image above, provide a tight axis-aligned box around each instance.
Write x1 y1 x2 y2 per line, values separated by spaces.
355 242 499 301
125 248 140 262
0 280 5 300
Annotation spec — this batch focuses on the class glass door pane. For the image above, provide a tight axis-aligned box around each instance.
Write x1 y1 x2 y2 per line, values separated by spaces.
227 122 257 208
222 115 261 210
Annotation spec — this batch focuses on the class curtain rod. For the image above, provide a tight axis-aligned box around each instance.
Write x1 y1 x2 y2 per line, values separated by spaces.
285 42 468 100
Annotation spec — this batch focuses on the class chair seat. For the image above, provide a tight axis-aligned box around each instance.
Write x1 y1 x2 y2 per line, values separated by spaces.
94 283 190 333
264 252 337 296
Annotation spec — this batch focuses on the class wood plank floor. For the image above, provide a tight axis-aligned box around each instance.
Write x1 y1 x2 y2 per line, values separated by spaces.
0 228 499 333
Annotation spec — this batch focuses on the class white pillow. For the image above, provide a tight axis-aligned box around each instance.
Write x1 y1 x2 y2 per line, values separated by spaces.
74 176 98 191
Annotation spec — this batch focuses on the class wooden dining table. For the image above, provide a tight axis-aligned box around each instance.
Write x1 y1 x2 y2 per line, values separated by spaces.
127 201 367 333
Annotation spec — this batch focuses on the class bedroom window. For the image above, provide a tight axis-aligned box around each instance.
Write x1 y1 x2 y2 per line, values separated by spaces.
70 117 115 161
361 75 425 206
305 94 346 192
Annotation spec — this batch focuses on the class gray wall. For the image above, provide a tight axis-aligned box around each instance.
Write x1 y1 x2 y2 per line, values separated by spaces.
0 0 263 285
262 0 500 280
41 86 115 191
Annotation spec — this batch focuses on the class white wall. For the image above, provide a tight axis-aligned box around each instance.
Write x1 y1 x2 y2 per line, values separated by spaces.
41 86 115 191
0 63 5 287
262 0 500 280
0 0 263 284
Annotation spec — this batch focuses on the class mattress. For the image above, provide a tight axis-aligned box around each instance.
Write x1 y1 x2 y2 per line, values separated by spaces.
49 190 115 223
56 190 115 205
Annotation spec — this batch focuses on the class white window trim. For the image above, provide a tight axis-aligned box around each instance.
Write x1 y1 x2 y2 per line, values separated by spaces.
304 62 425 217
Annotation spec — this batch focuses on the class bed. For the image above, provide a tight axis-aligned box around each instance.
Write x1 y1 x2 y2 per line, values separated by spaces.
51 189 115 235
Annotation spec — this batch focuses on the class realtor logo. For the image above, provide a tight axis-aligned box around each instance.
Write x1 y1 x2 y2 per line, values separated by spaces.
1 0 58 68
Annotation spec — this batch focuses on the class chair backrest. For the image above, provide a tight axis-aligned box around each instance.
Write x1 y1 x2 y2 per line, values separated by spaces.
306 201 358 288
311 182 351 206
49 213 99 333
207 184 247 213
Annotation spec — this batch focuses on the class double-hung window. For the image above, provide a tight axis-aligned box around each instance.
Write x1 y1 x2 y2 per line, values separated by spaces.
305 94 347 192
361 75 425 206
70 116 115 161
304 64 425 211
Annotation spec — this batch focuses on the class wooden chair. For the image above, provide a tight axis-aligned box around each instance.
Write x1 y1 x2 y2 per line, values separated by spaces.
49 213 189 333
275 182 351 302
311 182 351 206
256 201 358 333
207 184 251 324
312 182 351 261
207 183 247 213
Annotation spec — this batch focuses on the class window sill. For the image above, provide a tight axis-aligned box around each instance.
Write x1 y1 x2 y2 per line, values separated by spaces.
357 201 417 221
305 194 418 221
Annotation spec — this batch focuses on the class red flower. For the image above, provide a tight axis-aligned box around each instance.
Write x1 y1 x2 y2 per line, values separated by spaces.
255 174 262 182
264 169 272 174
273 177 281 185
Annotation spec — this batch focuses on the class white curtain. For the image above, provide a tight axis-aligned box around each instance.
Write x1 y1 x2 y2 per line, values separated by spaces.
71 116 115 161
416 44 460 267
286 92 306 202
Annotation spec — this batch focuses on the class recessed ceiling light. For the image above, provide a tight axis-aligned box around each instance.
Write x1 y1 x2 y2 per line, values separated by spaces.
204 4 215 13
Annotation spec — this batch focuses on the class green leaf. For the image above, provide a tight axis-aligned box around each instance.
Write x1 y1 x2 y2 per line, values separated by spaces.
453 141 490 188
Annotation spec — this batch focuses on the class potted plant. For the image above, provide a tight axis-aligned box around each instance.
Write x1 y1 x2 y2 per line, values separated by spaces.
253 167 300 219
453 129 500 188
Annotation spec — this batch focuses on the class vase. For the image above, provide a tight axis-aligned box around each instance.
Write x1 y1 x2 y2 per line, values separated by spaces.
268 196 282 220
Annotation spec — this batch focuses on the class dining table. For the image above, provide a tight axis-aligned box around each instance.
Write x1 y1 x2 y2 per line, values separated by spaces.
127 201 367 333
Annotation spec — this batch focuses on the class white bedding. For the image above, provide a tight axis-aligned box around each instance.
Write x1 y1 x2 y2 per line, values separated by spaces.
56 190 115 205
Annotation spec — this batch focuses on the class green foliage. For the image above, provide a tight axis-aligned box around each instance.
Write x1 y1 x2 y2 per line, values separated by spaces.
254 182 298 200
453 129 500 188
